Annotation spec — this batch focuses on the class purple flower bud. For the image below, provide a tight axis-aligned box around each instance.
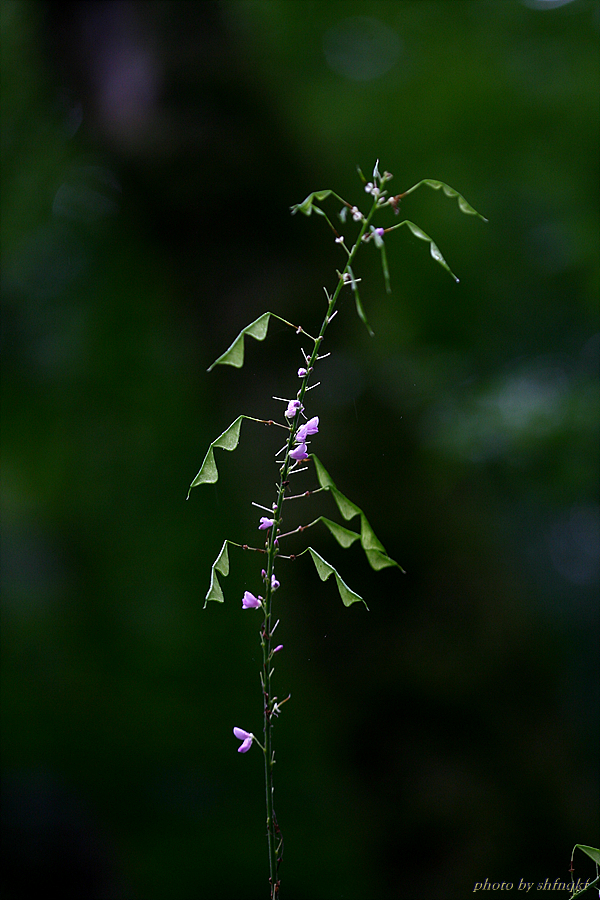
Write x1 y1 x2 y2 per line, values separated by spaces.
271 574 280 591
233 727 253 753
289 442 308 461
297 367 307 377
261 569 267 578
242 591 261 609
285 400 303 419
259 517 275 530
370 225 385 248
296 416 319 443
273 644 283 654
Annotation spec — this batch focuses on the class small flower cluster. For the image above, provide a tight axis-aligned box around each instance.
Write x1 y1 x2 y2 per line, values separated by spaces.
364 159 391 202
339 205 364 224
235 392 321 751
290 415 319 461
338 160 392 248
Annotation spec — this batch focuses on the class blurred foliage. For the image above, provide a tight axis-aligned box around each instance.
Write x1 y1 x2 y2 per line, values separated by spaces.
1 1 598 898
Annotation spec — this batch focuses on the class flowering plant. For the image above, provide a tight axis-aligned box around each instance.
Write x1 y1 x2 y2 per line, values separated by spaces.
187 162 486 898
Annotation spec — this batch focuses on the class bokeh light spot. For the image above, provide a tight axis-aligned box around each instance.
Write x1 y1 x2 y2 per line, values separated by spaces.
323 16 401 82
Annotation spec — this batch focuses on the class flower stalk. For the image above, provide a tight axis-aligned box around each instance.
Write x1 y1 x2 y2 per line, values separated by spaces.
257 188 382 900
187 163 486 897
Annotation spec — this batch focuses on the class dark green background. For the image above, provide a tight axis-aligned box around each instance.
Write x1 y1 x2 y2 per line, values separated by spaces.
2 1 598 898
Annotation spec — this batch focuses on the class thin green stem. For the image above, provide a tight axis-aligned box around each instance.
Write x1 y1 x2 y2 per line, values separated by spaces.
571 874 600 898
260 192 380 899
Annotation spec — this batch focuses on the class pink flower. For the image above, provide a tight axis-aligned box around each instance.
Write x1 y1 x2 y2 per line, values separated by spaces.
273 644 283 654
298 367 307 377
233 727 253 753
285 400 303 419
289 442 308 461
259 517 275 530
296 416 319 443
242 591 261 609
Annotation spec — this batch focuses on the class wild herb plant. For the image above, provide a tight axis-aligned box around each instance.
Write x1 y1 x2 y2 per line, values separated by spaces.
187 162 487 898
568 845 600 898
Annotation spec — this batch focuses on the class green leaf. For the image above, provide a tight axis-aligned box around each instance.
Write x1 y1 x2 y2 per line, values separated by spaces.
354 286 374 337
379 240 391 294
317 517 361 549
207 312 272 371
311 455 405 573
312 454 336 489
574 845 600 866
204 540 231 607
187 416 244 496
402 179 488 222
392 220 459 283
347 264 374 336
307 547 367 609
291 190 337 216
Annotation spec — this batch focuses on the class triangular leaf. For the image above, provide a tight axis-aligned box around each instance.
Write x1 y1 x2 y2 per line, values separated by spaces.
317 517 361 549
291 190 342 216
574 845 600 866
402 179 488 222
312 454 336 489
330 486 362 522
400 220 459 283
365 548 399 571
307 547 367 609
357 514 386 554
311 455 404 572
204 540 231 607
207 313 272 371
187 416 244 496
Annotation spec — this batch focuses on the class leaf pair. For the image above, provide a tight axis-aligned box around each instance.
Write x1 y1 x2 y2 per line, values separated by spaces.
202 539 367 609
311 456 404 573
291 178 487 223
306 547 365 609
192 423 403 607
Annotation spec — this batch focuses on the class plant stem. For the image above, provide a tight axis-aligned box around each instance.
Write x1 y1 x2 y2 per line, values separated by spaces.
260 195 379 899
